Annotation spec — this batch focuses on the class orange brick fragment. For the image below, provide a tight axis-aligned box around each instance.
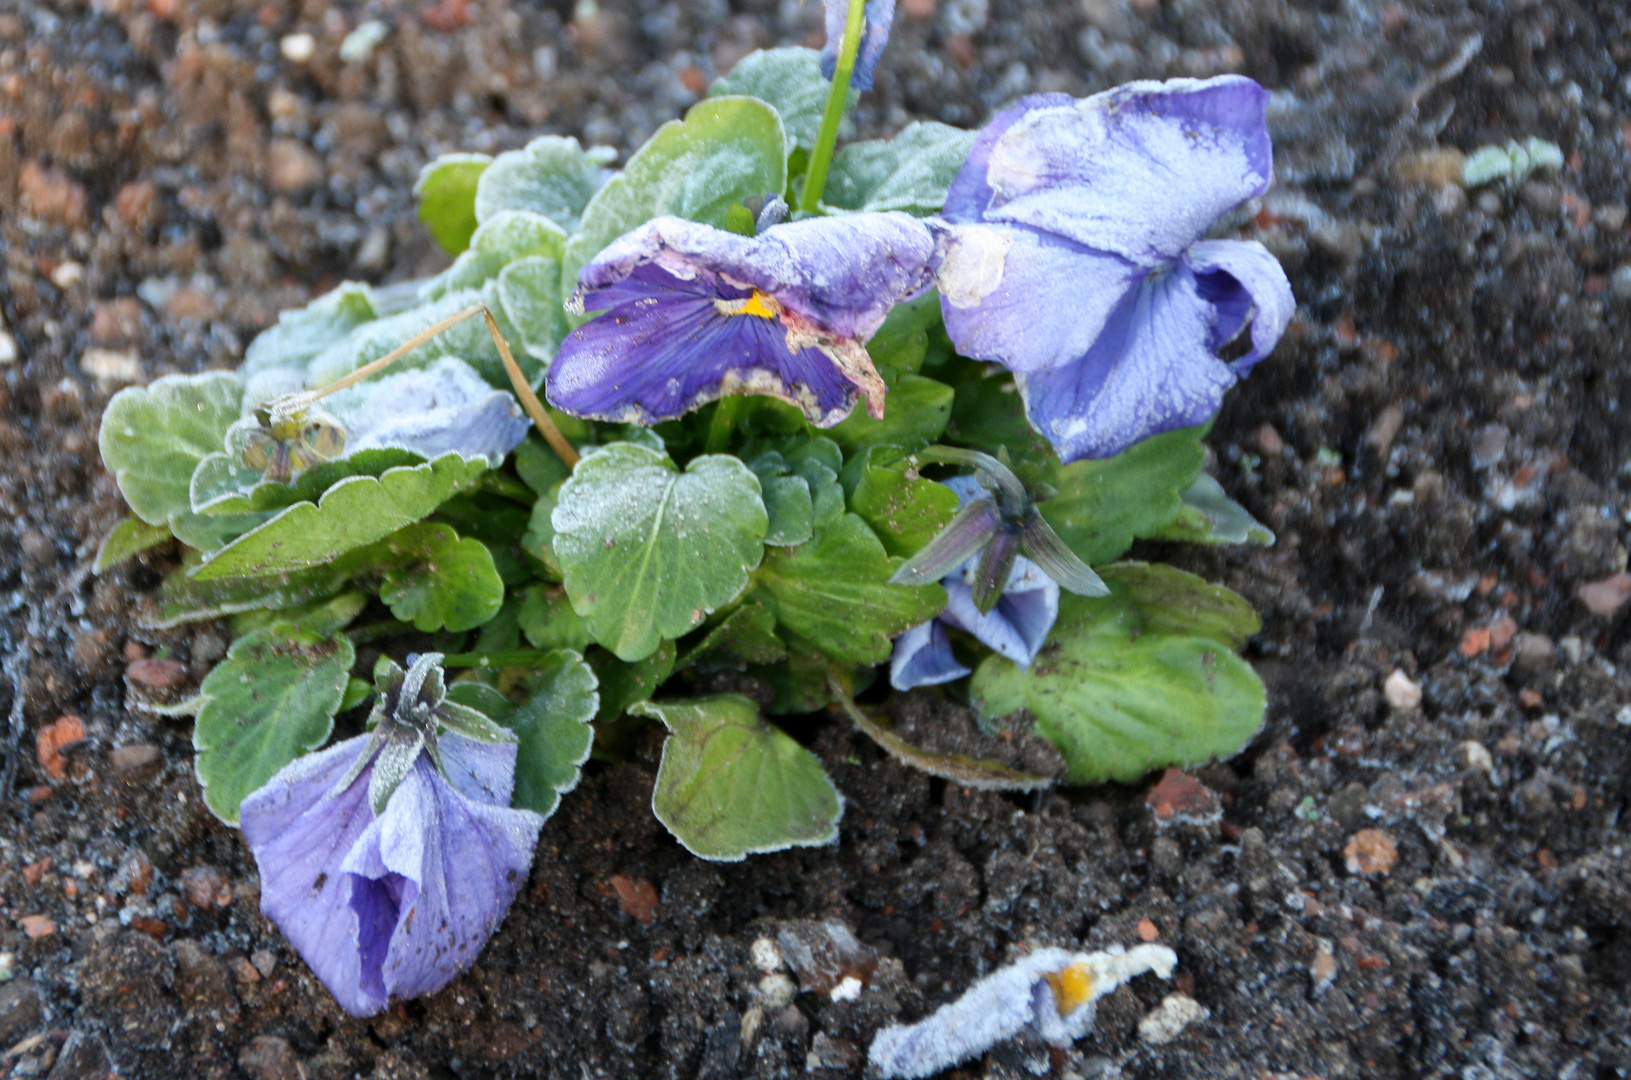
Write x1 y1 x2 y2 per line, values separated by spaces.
18 915 54 938
1344 829 1398 876
1458 627 1491 658
36 715 86 779
609 874 658 925
1136 918 1160 942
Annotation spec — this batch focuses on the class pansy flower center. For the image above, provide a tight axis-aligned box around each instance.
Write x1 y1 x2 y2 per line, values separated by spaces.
715 289 782 320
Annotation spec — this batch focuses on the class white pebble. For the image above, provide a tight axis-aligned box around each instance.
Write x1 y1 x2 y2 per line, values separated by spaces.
1460 741 1494 775
749 936 784 973
339 20 388 63
1383 669 1422 710
830 975 863 1002
80 347 142 385
0 330 16 366
280 32 316 63
757 972 796 1011
50 261 84 289
1136 993 1209 1045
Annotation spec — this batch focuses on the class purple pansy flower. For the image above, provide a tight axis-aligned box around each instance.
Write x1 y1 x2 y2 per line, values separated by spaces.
546 213 937 428
821 0 896 93
891 477 1061 691
239 654 542 1018
934 76 1295 463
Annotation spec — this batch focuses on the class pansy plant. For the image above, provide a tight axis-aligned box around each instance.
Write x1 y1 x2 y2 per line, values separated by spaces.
94 0 1287 1020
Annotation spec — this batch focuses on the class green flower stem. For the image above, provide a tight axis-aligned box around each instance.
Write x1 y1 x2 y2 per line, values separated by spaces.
798 0 868 213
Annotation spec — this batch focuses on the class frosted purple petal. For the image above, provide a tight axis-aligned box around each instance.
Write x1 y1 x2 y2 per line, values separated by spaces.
821 0 896 92
890 620 971 691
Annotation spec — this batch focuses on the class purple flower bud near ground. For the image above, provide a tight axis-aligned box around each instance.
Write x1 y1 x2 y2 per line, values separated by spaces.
239 655 542 1017
546 213 937 428
821 0 896 92
934 77 1296 463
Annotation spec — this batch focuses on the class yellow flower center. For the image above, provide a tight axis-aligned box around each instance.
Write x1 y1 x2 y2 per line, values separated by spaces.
717 289 781 319
1045 963 1095 1016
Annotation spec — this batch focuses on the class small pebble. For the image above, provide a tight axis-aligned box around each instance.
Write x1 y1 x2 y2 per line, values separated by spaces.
1136 917 1160 942
608 874 658 925
125 658 188 688
0 331 16 365
1136 994 1209 1045
50 261 84 289
1382 670 1421 710
757 972 796 1010
750 936 784 973
1576 573 1631 616
80 347 142 385
1461 741 1495 775
109 743 161 777
279 32 316 62
1611 265 1631 301
17 916 54 939
1344 828 1398 876
180 865 234 909
1310 941 1339 996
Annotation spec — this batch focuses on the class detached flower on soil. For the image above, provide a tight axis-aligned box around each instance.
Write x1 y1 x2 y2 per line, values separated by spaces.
869 943 1179 1079
239 654 542 1018
934 76 1295 462
890 476 1061 691
821 0 895 91
545 213 937 428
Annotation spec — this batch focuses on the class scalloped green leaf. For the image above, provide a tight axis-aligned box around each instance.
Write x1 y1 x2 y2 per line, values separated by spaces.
971 563 1264 786
373 522 505 632
708 47 854 152
1039 428 1207 565
562 97 787 294
752 512 946 667
824 374 952 455
1151 473 1275 547
420 210 567 302
497 255 570 364
845 447 960 559
588 640 676 722
415 152 492 255
517 583 593 652
678 602 788 668
94 516 172 573
242 282 377 375
474 135 614 232
636 694 841 861
192 453 490 580
507 650 599 816
552 443 768 661
99 371 244 528
821 122 976 215
193 624 355 824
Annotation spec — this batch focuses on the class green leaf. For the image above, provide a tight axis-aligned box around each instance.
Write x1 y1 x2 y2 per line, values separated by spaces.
193 625 355 824
94 516 172 573
228 590 369 637
192 447 427 517
678 602 788 668
420 210 567 302
636 694 841 860
865 291 941 382
513 436 573 495
1150 473 1275 547
1038 428 1207 565
563 97 787 294
588 641 676 721
748 453 814 547
517 583 594 652
305 291 492 388
707 47 853 152
824 375 952 455
971 564 1265 786
506 650 599 817
521 488 564 580
242 283 376 375
99 371 243 528
415 152 491 255
373 522 505 633
474 135 614 232
821 122 977 215
846 447 960 559
752 513 946 667
553 444 769 661
148 555 356 628
497 255 570 364
192 453 491 580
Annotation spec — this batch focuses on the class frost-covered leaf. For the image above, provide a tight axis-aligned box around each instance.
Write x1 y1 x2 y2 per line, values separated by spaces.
844 447 959 559
824 374 952 455
708 47 854 151
242 283 376 375
420 210 567 301
552 443 768 661
589 640 676 722
636 694 841 860
748 453 814 547
474 135 614 232
373 522 505 633
192 453 491 580
100 371 243 528
192 447 426 516
1039 429 1207 565
193 624 355 824
415 152 491 254
305 291 509 389
497 255 570 363
517 583 593 652
95 516 172 573
563 97 787 293
822 122 977 215
454 651 600 817
971 563 1264 786
752 513 946 667
1150 473 1275 547
678 602 788 668
149 555 356 628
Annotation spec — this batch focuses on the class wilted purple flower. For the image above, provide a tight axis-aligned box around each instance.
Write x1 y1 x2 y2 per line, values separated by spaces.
890 477 1061 690
934 77 1295 463
821 0 896 93
546 214 937 428
239 654 542 1018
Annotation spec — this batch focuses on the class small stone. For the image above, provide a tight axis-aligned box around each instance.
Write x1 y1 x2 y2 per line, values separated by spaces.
1510 632 1557 675
179 865 234 909
1344 828 1398 876
109 743 161 777
1576 573 1631 616
230 956 262 984
279 32 316 62
1365 404 1404 456
238 1035 302 1080
1255 422 1284 456
757 972 796 1010
18 160 87 227
1310 940 1339 996
1137 993 1209 1044
608 874 658 925
125 658 188 688
1145 767 1222 826
1470 423 1508 468
1392 146 1466 188
1461 741 1494 775
36 714 86 780
1382 670 1421 710
112 850 155 896
750 936 784 973
50 261 85 289
267 138 324 195
1488 615 1519 652
1612 265 1631 302
0 331 16 365
80 347 143 385
806 1032 858 1071
114 181 161 229
18 915 54 939
1136 917 1160 942
829 975 862 1002
251 949 277 978
90 298 144 347
1459 626 1491 658
164 286 219 322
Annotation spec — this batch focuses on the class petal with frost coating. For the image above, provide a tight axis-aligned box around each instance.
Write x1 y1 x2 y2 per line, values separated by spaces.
821 0 896 92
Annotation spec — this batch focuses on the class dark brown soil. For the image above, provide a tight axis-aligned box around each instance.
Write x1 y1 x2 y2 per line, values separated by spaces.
3 0 1630 1077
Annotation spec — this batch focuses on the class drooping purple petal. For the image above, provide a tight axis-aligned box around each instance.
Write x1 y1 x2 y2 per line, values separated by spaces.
889 619 971 691
340 734 542 1003
934 222 1142 374
1015 263 1240 463
821 0 896 92
940 557 1059 667
944 78 1274 268
1182 239 1295 375
239 735 384 1017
